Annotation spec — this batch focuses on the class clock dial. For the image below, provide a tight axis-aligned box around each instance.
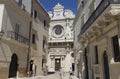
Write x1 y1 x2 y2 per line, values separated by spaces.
52 25 64 38
55 26 62 35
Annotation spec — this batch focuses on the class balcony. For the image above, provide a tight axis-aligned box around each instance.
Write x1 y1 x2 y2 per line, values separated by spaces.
11 0 30 16
13 0 26 12
6 31 29 45
78 0 120 40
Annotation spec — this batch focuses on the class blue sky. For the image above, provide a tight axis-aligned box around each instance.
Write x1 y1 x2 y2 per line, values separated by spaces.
39 0 78 14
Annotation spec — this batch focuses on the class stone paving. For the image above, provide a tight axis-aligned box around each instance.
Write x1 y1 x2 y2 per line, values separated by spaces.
9 72 78 79
42 72 78 79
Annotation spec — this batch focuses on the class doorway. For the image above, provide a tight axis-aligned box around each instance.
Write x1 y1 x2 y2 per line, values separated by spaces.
8 53 18 78
55 59 61 71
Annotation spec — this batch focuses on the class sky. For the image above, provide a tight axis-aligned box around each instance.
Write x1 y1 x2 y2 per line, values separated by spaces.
38 0 78 14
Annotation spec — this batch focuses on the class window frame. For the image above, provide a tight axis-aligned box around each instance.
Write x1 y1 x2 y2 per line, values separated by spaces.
112 35 120 62
32 34 36 44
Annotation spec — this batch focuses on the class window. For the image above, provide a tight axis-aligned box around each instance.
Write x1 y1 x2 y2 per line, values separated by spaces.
32 34 36 44
54 25 63 35
84 48 89 79
18 0 22 7
72 63 75 71
15 24 20 33
81 0 87 7
55 26 62 35
15 24 20 40
112 35 120 62
95 45 99 64
34 10 37 19
81 0 84 6
43 39 46 49
42 59 44 68
71 43 74 48
44 20 46 27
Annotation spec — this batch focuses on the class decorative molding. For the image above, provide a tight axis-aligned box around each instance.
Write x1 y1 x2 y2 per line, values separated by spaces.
110 8 120 15
48 3 75 20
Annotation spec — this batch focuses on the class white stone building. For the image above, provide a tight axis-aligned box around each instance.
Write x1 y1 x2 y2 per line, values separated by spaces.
74 0 120 79
0 0 31 78
47 3 75 73
29 0 50 76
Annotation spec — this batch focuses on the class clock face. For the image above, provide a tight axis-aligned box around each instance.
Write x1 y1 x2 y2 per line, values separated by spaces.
55 26 62 35
52 25 64 37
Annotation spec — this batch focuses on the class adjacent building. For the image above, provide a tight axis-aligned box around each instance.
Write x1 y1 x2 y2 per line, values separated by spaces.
47 3 75 73
74 0 120 79
29 0 50 76
0 0 50 78
0 0 31 78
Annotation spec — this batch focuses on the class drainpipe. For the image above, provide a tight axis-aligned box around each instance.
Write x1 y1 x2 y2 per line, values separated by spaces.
26 0 33 76
26 21 32 75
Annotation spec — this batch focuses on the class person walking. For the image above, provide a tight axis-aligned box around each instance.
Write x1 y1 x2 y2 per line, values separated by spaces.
59 67 63 79
69 67 72 79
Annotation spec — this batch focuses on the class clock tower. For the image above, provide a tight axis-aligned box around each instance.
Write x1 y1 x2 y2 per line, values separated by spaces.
47 3 75 72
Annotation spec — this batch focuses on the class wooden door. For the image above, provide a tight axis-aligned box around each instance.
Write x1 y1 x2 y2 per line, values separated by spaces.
55 59 61 71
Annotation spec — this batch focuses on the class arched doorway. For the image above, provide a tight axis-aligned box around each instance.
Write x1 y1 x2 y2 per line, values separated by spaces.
8 53 18 78
103 51 110 79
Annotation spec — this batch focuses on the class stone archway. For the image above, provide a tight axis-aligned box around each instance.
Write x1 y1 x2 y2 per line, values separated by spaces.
8 53 18 78
103 51 110 79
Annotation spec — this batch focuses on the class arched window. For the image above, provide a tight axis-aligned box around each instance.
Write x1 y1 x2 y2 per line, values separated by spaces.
8 53 18 78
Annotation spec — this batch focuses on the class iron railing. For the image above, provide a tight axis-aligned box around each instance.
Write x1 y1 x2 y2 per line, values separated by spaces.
12 0 30 15
7 31 29 45
78 0 120 40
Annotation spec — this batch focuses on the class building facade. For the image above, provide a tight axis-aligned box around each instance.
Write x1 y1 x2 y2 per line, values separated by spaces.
47 3 75 73
0 0 31 78
73 0 83 77
74 0 120 79
29 0 50 76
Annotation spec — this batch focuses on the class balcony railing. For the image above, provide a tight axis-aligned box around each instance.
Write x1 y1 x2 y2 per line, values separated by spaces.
7 31 29 45
12 0 30 15
78 0 120 40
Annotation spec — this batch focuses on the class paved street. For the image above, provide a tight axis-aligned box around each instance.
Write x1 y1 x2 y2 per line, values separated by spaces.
9 72 79 79
42 72 78 79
